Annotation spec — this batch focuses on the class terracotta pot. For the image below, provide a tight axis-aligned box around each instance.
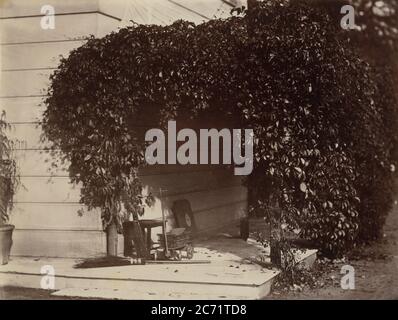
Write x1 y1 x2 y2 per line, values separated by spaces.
0 224 14 265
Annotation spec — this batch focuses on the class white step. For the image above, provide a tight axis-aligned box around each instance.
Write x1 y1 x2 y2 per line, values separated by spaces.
51 287 253 300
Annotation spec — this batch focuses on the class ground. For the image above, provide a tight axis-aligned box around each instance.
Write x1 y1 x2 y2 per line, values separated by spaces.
0 287 77 300
1 204 397 300
268 201 398 300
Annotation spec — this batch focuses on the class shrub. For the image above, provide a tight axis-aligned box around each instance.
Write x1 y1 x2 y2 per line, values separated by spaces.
311 0 398 243
0 111 19 225
349 0 398 243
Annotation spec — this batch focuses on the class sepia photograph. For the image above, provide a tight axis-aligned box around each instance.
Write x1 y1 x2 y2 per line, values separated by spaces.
0 0 397 307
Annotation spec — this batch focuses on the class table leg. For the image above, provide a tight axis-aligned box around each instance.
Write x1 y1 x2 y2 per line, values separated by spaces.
146 227 152 256
123 223 133 257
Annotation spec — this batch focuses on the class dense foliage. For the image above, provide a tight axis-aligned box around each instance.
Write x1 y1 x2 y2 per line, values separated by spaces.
310 0 398 243
347 0 398 242
42 0 397 256
351 0 398 57
0 112 19 225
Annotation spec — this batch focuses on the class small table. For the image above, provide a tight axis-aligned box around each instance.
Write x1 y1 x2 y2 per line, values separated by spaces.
123 219 164 258
139 219 164 254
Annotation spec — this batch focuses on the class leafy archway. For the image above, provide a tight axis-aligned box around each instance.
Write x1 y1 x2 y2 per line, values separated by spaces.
42 1 397 257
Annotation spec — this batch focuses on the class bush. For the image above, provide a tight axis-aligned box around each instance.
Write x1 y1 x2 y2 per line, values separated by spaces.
353 67 398 242
350 0 398 243
311 0 398 243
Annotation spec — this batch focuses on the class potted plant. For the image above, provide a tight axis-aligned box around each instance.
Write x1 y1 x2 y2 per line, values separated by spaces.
0 111 19 265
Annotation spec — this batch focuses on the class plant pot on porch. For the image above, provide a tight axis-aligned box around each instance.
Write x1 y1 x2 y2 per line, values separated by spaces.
0 224 14 265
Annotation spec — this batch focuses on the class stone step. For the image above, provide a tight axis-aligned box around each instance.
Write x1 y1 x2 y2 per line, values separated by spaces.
51 287 251 300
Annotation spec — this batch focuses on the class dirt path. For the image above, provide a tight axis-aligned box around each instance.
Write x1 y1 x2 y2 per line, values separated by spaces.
269 201 398 300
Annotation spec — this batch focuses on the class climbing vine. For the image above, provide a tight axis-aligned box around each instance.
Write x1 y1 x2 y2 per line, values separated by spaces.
42 0 397 257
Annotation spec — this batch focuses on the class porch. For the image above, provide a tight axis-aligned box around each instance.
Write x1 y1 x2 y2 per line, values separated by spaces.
0 230 317 300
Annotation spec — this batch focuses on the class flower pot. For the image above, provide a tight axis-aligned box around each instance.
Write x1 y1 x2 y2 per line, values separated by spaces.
0 224 14 265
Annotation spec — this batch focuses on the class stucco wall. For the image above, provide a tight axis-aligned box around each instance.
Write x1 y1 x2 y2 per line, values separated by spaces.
0 0 247 258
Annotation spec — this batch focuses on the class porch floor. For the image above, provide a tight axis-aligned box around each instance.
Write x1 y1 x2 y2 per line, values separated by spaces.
0 234 317 300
